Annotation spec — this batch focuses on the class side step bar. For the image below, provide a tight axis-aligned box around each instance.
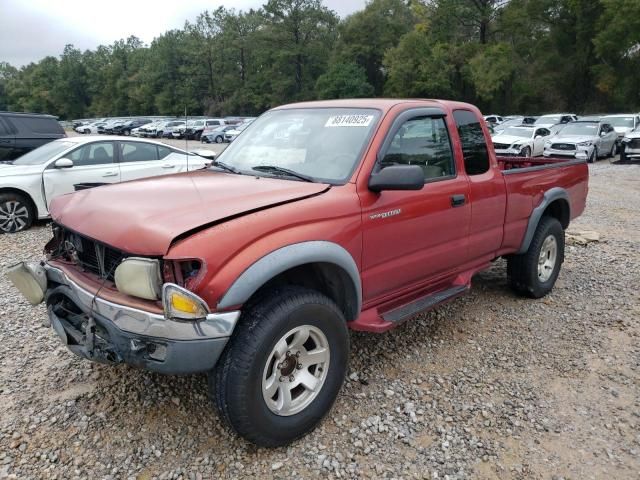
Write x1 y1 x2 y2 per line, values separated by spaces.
382 285 468 325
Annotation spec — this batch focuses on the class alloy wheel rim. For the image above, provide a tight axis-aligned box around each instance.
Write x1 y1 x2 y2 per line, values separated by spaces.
538 235 558 282
262 325 330 417
0 200 29 233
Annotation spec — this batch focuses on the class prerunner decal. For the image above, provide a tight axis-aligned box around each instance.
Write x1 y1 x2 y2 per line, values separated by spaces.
325 115 374 128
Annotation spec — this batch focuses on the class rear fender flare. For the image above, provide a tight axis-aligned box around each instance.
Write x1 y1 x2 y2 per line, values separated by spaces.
517 187 569 254
217 241 362 314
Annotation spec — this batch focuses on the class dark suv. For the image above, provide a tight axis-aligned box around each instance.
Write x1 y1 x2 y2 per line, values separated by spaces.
0 112 66 161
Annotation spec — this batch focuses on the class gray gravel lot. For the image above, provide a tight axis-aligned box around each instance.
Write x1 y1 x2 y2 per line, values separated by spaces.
0 160 639 479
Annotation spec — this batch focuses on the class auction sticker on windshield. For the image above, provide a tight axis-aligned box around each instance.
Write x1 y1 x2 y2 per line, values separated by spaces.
325 115 374 127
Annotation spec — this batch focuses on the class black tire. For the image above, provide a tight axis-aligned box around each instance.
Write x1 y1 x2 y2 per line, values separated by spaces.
215 135 223 144
620 145 627 163
210 286 349 447
507 216 564 298
609 142 617 158
195 131 202 141
588 148 596 163
520 146 531 158
123 129 130 136
0 192 34 233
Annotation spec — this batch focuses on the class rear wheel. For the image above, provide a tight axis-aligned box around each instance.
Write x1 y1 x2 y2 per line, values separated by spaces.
0 193 34 233
507 216 564 298
215 135 223 144
210 286 349 447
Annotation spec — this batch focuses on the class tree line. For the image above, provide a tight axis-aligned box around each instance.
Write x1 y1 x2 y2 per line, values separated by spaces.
0 0 638 119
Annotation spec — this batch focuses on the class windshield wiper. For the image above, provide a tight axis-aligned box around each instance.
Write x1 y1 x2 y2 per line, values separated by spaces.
252 165 314 182
211 160 240 174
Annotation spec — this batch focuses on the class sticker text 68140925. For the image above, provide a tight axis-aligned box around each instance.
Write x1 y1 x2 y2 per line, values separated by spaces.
325 115 374 128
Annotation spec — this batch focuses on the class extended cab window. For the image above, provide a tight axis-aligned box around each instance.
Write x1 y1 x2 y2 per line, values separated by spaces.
453 110 490 175
119 141 159 162
68 142 115 166
381 116 454 180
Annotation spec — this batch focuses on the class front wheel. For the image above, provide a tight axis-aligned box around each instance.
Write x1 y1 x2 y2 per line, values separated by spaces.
215 135 223 144
587 148 596 163
519 146 531 157
210 286 349 447
507 216 564 298
0 193 34 233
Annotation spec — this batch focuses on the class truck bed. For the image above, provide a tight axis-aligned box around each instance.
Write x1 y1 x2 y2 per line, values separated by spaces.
497 156 589 253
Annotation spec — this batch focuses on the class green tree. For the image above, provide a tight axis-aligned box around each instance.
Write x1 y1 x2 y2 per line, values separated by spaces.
315 62 374 99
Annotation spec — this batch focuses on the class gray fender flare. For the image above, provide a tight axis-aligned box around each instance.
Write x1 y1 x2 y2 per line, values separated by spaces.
217 241 362 314
517 187 569 254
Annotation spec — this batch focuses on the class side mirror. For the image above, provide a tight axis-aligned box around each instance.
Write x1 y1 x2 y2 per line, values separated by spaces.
369 165 425 192
599 131 606 137
190 149 216 160
54 158 73 169
535 135 542 139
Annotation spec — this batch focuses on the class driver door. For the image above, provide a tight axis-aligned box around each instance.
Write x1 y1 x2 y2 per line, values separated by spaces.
42 141 120 207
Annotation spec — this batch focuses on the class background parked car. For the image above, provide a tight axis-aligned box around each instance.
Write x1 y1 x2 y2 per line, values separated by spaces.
534 113 578 128
112 118 152 136
620 128 640 162
162 121 186 138
543 120 617 162
602 114 640 143
0 112 66 161
201 125 235 144
225 120 255 143
483 114 503 126
492 125 551 157
0 136 209 232
76 121 106 134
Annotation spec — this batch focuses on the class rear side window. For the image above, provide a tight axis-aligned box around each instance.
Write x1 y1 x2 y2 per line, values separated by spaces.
119 141 160 162
16 116 64 134
453 110 490 175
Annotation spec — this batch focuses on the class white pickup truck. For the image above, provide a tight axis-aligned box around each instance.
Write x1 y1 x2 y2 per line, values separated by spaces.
0 136 211 233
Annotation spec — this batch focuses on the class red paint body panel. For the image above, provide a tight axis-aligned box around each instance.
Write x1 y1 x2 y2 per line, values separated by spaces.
49 171 329 255
48 99 589 332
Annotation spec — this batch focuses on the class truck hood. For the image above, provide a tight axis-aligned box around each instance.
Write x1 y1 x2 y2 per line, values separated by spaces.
50 170 330 255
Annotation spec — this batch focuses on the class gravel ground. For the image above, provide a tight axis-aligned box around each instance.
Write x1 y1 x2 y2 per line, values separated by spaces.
1 160 639 480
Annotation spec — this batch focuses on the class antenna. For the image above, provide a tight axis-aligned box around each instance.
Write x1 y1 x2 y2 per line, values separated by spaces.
184 105 188 157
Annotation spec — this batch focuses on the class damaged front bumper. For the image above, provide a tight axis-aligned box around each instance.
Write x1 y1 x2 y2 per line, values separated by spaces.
7 262 240 375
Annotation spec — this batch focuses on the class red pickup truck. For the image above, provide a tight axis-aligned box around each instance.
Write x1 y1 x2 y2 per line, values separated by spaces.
8 99 588 447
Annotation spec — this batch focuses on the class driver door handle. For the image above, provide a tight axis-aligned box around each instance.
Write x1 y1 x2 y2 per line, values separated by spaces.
162 164 175 169
451 194 466 207
102 172 118 177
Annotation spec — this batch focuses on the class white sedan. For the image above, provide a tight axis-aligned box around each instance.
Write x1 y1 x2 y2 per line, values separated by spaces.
0 136 211 233
491 126 552 157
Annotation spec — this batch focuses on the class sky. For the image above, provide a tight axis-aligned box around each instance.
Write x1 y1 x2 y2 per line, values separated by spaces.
0 0 367 67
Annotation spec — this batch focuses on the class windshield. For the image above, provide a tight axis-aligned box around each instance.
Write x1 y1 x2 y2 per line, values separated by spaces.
214 108 380 183
501 127 532 138
13 141 75 165
605 117 634 127
535 115 561 125
559 123 599 136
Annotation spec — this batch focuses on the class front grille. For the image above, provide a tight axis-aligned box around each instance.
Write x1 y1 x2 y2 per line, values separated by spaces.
493 143 510 150
628 139 640 149
551 143 576 151
58 226 126 281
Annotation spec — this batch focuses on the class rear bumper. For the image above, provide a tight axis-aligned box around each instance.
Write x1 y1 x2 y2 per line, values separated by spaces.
8 263 239 374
